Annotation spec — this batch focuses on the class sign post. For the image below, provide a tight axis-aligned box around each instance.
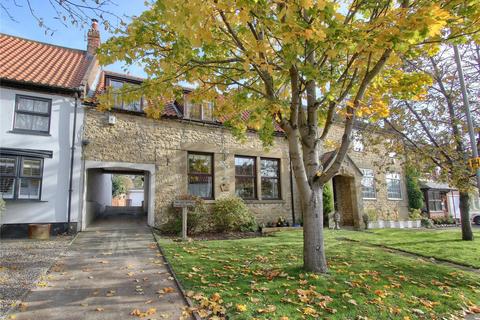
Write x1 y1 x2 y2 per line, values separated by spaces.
173 199 196 240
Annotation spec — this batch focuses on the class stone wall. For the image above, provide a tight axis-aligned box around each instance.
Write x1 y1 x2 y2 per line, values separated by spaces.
83 109 409 228
83 109 293 226
324 123 410 220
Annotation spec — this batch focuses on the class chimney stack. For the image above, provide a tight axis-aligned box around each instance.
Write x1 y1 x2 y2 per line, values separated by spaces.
87 19 100 57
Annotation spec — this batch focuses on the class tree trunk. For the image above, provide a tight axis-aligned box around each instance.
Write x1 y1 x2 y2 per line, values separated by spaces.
302 186 328 273
286 128 328 273
459 191 474 241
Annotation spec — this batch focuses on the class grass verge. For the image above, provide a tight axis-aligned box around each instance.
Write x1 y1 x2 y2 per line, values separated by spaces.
156 230 480 319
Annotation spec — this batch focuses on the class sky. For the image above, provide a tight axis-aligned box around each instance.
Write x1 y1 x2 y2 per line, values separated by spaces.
0 0 148 77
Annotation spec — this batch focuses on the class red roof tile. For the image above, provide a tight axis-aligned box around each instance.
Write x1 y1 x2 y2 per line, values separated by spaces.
0 34 92 90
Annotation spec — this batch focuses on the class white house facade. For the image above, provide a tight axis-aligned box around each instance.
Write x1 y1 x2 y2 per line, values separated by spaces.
0 25 100 236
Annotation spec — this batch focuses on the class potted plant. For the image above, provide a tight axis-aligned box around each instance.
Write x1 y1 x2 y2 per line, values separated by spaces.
365 209 378 229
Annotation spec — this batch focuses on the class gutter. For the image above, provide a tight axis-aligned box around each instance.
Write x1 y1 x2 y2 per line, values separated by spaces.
289 159 296 225
67 90 81 233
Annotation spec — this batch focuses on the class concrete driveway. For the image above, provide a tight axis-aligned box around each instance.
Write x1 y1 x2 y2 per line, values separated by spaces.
11 218 191 320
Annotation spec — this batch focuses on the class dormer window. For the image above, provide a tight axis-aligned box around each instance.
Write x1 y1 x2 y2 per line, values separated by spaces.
107 77 143 112
184 95 214 121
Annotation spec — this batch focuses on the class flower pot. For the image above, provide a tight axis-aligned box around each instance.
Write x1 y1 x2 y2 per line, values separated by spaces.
398 221 405 229
406 220 413 228
28 224 51 240
414 220 421 228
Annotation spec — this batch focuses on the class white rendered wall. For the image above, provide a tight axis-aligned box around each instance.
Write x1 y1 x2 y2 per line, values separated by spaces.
127 189 144 206
0 87 84 225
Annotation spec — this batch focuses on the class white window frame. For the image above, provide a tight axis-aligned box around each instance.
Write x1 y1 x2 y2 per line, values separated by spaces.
386 172 402 200
0 155 44 200
360 168 376 200
184 95 214 121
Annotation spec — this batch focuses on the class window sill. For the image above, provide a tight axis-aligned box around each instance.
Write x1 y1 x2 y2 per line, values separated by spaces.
244 199 285 205
387 198 403 201
363 198 377 201
8 130 51 136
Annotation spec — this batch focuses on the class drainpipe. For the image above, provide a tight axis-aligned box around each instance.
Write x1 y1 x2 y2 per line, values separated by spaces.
67 91 80 234
289 159 296 225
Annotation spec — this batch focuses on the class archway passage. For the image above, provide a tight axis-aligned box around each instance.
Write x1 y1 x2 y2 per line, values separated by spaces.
332 175 356 227
85 168 150 230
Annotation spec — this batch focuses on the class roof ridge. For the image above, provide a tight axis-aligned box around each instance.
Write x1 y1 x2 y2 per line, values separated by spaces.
0 33 87 55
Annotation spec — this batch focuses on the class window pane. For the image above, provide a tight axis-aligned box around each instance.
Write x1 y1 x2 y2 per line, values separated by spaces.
110 80 124 89
18 178 41 199
260 159 279 178
261 177 279 199
0 157 16 175
188 175 212 198
14 113 34 130
14 114 49 132
32 115 49 131
17 97 49 113
17 97 34 111
0 177 15 199
124 99 142 112
188 154 212 174
22 159 42 177
203 102 213 121
361 168 376 199
386 173 401 199
189 103 202 120
235 177 255 199
235 157 255 176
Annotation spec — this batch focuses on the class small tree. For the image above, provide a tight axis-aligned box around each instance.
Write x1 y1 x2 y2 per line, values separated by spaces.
322 183 334 226
405 165 424 210
112 175 133 197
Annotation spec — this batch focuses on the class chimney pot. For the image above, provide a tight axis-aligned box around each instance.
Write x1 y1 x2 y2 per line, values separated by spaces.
87 19 101 57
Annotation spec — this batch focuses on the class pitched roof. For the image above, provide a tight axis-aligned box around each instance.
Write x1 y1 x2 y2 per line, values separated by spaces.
0 33 92 90
94 70 284 133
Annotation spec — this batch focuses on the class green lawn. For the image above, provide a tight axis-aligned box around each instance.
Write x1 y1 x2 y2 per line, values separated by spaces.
156 230 480 319
338 228 480 268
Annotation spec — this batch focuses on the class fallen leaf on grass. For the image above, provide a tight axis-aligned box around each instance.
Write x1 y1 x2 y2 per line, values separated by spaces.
95 307 104 312
236 304 247 312
469 306 480 313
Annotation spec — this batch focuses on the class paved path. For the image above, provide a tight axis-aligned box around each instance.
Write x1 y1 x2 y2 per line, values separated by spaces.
11 219 190 320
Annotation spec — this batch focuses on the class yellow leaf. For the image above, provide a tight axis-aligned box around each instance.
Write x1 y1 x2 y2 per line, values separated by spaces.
236 304 247 312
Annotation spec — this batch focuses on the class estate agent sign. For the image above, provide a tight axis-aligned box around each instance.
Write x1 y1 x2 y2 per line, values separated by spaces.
173 199 196 240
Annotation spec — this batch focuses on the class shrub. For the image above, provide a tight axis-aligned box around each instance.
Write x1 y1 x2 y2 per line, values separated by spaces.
405 165 424 210
212 196 257 232
159 196 208 235
362 213 370 229
365 209 378 222
421 217 434 228
409 208 422 220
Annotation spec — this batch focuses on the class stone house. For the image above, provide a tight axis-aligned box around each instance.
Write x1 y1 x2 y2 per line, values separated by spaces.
80 69 410 231
0 22 409 235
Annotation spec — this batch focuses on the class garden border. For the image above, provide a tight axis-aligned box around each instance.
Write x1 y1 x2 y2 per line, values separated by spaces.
152 231 202 320
340 237 480 273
